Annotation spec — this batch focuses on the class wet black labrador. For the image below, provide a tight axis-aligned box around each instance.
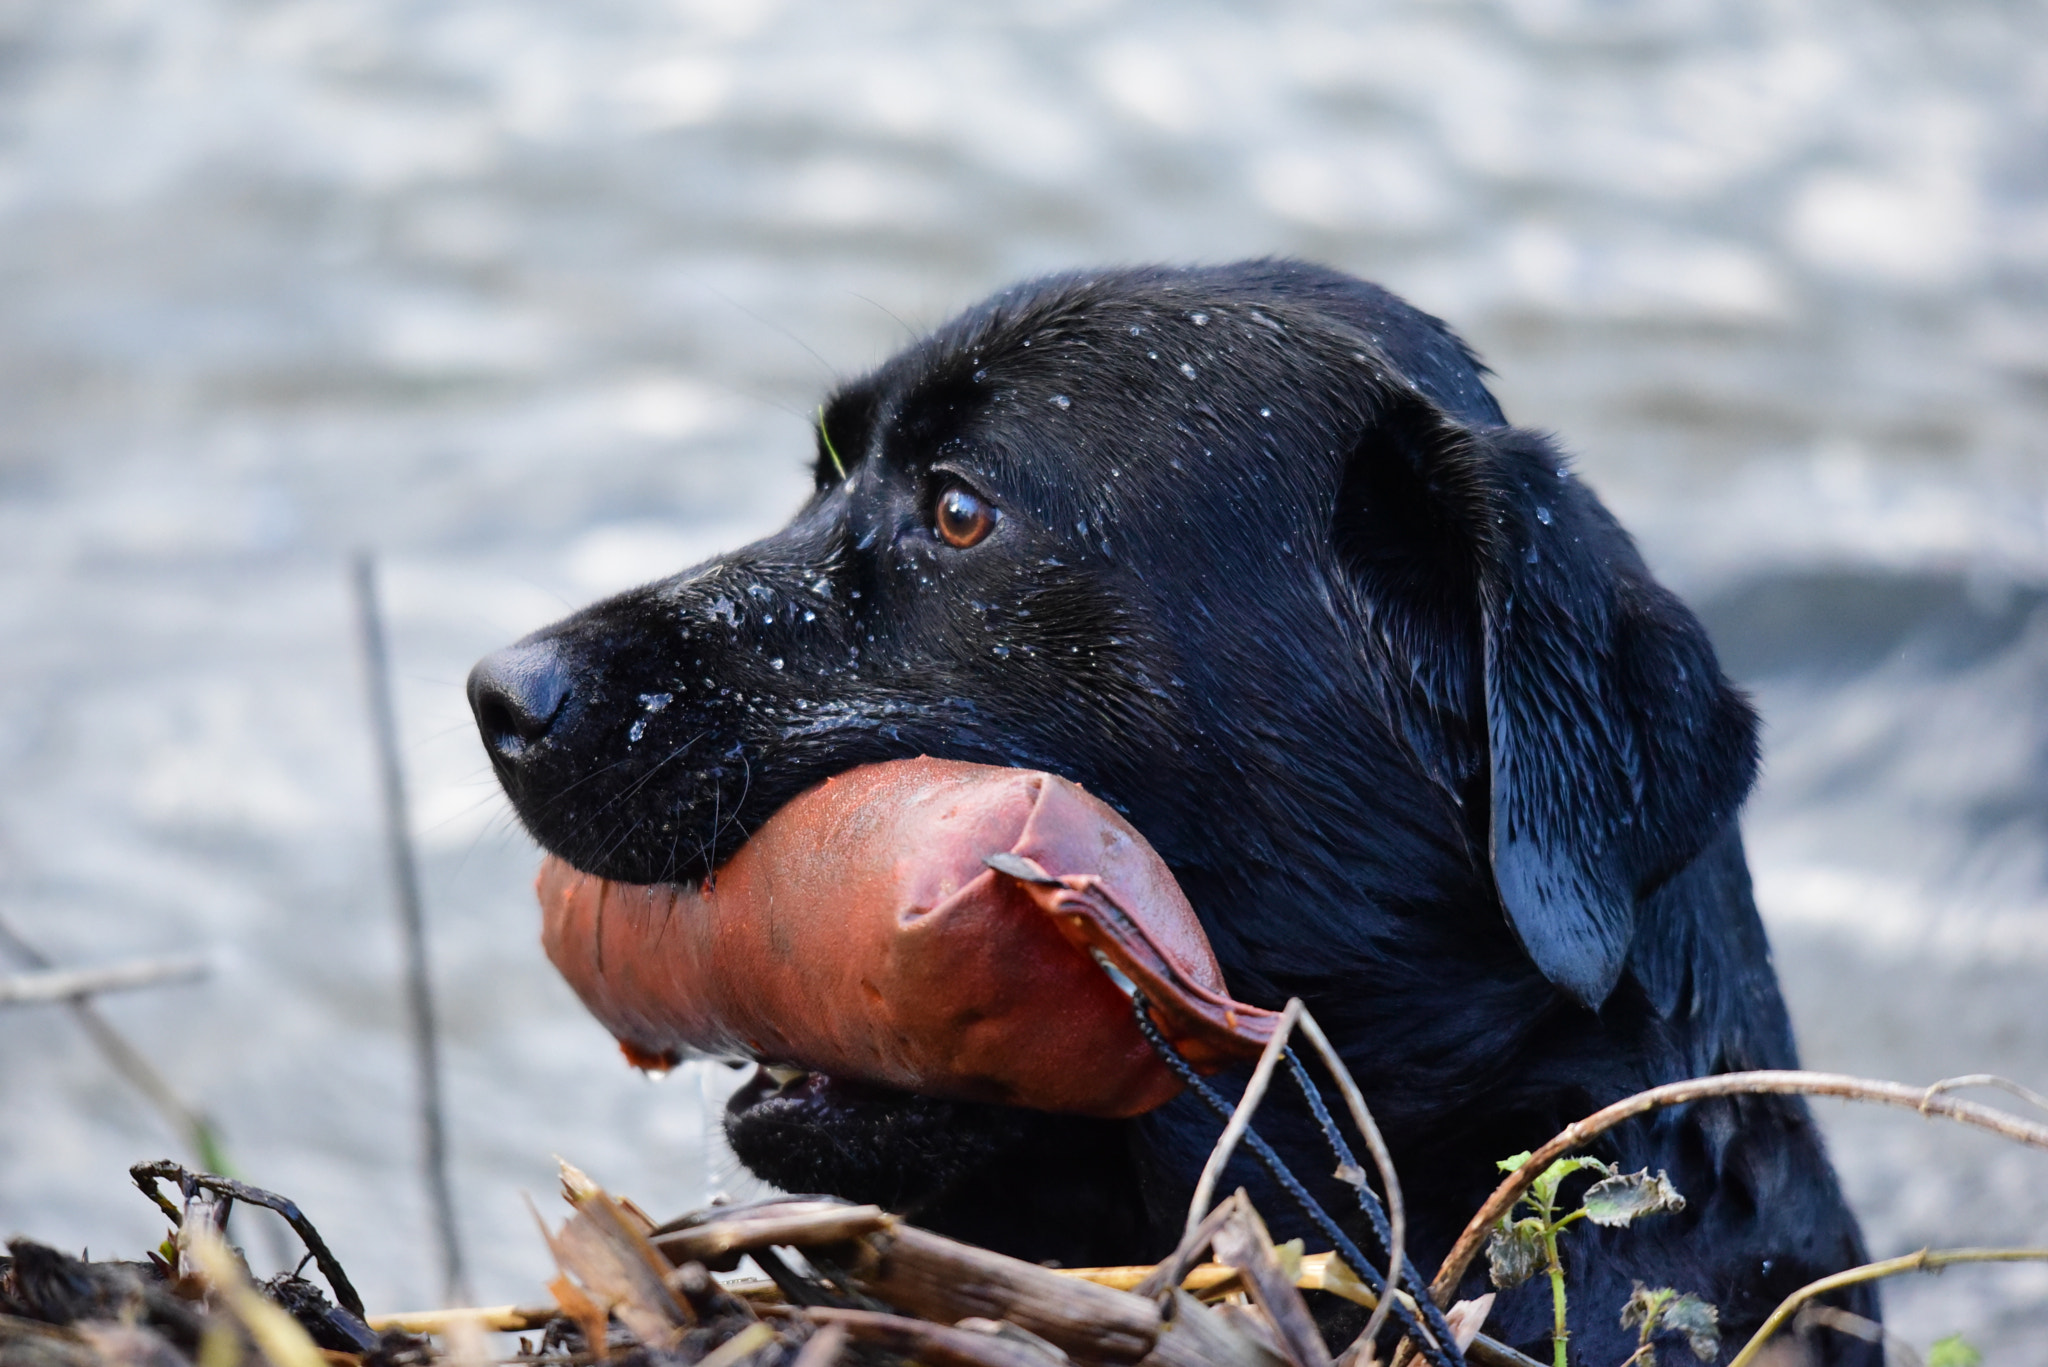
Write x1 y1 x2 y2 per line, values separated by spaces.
469 262 1876 1365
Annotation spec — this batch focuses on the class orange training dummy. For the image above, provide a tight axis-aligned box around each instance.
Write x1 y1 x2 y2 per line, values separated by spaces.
537 756 1279 1118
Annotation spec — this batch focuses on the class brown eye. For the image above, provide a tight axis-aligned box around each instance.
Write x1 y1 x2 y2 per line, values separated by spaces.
934 482 997 548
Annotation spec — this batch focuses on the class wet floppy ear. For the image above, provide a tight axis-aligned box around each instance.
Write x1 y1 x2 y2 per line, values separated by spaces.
1336 404 1759 1008
1457 426 1759 1008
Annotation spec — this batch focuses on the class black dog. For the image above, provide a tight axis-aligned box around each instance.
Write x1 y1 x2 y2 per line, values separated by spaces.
470 262 1876 1365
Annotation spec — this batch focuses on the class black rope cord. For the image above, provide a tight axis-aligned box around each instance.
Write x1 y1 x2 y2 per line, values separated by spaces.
1283 1047 1395 1246
1129 997 1463 1367
1280 1046 1467 1361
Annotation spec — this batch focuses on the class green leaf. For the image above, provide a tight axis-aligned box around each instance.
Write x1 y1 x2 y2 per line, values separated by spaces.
1659 1293 1720 1362
1580 1168 1687 1227
1486 1217 1548 1289
1618 1283 1718 1362
1927 1334 1983 1367
1619 1283 1674 1334
1530 1155 1613 1208
1497 1151 1532 1174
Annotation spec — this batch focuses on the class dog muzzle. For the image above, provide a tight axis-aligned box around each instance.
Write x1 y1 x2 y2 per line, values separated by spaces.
534 756 1279 1117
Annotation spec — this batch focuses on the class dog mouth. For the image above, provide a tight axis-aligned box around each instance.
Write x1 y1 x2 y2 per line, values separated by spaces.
720 1056 1059 1217
724 1061 918 1130
721 1062 901 1131
535 757 1279 1129
727 1061 859 1121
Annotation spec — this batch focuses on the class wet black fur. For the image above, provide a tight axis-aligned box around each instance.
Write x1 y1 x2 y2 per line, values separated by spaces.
473 262 1877 1364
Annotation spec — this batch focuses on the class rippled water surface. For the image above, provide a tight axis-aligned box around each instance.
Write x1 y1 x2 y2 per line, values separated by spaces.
2 0 2045 1354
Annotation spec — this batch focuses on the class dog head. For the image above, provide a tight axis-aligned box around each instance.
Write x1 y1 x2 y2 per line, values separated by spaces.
469 261 1759 1255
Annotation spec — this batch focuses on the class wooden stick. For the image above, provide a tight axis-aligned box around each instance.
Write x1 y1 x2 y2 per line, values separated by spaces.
1428 1070 2048 1309
1725 1247 2048 1367
693 1322 776 1367
805 1308 1058 1367
0 956 208 1006
0 912 229 1172
1210 1193 1333 1367
788 1323 849 1367
854 1224 1160 1366
651 1204 890 1264
368 1257 1545 1367
365 1306 556 1334
351 552 465 1305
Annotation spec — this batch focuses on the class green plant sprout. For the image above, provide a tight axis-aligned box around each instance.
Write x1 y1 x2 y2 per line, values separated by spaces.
1618 1283 1720 1366
1484 1152 1704 1367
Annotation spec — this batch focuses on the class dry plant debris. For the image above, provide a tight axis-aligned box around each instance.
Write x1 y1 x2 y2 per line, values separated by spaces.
7 1063 2048 1367
0 1160 1510 1367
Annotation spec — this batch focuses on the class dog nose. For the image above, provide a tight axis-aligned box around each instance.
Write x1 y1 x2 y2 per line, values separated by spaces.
468 642 574 759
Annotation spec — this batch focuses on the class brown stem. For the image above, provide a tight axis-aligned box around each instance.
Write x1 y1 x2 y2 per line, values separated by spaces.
1428 1070 2048 1309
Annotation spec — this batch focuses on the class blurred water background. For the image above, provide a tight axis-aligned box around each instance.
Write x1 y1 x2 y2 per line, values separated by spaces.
1 0 2044 1355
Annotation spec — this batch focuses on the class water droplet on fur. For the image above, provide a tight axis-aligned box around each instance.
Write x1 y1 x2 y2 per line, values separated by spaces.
1190 312 1209 325
802 609 816 622
638 692 673 712
1536 505 1554 525
992 644 1011 658
1050 394 1071 409
770 657 784 670
1259 407 1272 418
1147 350 1158 360
1128 324 1143 336
628 718 648 742
1179 362 1197 379
973 368 988 382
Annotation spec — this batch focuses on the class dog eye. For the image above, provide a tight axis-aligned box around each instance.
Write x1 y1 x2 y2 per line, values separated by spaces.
934 482 997 548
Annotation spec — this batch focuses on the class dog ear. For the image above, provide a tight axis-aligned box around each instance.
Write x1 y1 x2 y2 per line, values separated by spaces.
1337 402 1759 1009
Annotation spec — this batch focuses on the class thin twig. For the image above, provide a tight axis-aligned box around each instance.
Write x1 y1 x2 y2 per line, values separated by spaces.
1919 1073 2048 1117
1725 1248 2048 1367
789 1322 849 1367
365 1306 557 1334
1128 995 1463 1367
352 552 466 1304
1428 1070 2048 1308
1292 1011 1406 1358
131 1160 367 1319
1187 999 1303 1239
0 912 230 1174
0 956 209 1006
